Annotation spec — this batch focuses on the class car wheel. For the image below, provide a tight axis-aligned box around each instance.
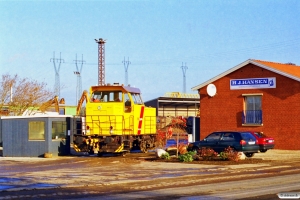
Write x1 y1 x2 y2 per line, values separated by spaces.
260 149 268 153
245 153 254 157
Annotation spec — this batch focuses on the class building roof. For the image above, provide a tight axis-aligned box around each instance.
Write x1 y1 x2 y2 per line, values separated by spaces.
192 59 300 91
156 97 199 107
163 92 200 98
145 92 200 108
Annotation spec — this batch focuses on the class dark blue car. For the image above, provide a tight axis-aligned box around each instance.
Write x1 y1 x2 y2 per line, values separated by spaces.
187 131 259 157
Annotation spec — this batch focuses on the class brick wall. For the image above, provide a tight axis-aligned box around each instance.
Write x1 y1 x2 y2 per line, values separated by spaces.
199 63 300 150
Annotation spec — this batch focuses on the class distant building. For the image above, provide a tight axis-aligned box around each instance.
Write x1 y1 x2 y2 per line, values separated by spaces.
1 115 72 157
145 92 200 117
192 59 300 150
145 92 200 143
47 104 77 115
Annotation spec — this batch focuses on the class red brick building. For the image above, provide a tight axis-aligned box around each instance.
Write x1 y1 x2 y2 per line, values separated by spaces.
192 59 300 150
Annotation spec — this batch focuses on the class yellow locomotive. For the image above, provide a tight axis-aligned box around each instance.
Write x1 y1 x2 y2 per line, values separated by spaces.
73 83 157 155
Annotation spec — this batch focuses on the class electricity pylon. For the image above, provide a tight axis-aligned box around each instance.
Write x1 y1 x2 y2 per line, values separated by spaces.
50 52 64 97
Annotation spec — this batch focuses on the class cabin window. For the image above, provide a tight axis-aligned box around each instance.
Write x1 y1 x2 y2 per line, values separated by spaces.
28 121 45 140
91 91 123 102
131 93 143 105
52 121 67 140
124 93 132 112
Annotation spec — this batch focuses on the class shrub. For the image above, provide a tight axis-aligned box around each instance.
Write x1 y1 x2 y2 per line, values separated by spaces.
219 152 228 160
161 152 170 160
178 151 196 162
219 147 240 162
197 147 218 160
155 129 169 148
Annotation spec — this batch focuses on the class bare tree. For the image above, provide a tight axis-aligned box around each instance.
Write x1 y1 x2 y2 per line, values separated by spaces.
0 74 54 116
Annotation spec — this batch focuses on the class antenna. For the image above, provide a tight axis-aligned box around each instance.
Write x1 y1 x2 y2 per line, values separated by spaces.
74 54 85 104
181 62 188 93
50 52 64 97
95 38 106 86
122 57 131 86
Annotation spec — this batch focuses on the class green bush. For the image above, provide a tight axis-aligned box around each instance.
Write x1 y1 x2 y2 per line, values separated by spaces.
161 152 170 160
178 151 196 162
219 147 240 162
219 152 228 160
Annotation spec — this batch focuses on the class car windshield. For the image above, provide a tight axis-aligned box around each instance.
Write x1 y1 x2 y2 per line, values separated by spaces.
241 132 256 141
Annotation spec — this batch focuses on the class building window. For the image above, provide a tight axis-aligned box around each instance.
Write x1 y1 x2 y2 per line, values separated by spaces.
52 121 67 140
29 121 45 140
59 108 65 115
243 94 262 125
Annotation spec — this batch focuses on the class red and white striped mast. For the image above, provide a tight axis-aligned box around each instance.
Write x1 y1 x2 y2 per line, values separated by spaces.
95 38 106 86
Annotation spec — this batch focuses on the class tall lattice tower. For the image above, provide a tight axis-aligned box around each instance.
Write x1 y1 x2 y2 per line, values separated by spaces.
74 54 85 104
50 52 64 97
122 57 131 86
181 62 188 93
95 38 106 86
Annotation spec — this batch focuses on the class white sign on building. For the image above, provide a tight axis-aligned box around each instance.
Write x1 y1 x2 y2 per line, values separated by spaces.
230 77 276 90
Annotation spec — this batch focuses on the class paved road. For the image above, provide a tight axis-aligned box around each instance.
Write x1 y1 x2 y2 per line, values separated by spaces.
91 174 300 200
0 150 300 199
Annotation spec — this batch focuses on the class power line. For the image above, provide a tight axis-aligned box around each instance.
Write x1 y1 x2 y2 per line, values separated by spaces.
50 52 64 97
21 37 300 68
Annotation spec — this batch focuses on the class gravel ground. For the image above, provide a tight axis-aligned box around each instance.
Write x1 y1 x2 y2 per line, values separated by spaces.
1 149 300 199
254 149 300 160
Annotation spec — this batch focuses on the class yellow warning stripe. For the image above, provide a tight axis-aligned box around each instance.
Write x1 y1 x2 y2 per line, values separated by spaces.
73 144 81 152
115 143 124 152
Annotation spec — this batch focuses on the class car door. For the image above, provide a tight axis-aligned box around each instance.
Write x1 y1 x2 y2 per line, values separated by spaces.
201 132 222 152
219 132 237 152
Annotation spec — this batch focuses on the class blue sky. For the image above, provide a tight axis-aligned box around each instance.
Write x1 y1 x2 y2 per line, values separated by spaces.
1 0 300 105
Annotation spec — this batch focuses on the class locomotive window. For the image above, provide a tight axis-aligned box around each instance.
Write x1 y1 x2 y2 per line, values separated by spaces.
91 91 123 102
131 93 143 105
111 91 122 102
91 91 103 102
124 93 131 103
